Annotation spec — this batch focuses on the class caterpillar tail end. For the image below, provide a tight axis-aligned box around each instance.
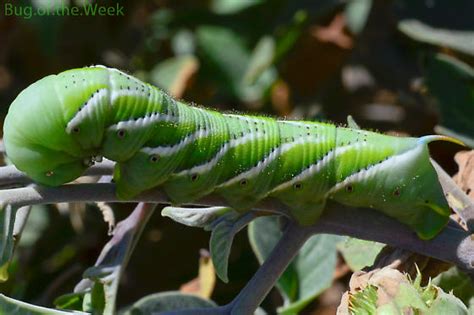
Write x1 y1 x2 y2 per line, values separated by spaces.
419 135 466 147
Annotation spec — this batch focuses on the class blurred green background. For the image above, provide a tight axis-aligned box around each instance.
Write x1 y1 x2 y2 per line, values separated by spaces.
0 0 473 314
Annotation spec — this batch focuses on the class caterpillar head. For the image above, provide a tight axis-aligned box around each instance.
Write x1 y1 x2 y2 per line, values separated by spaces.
4 68 110 186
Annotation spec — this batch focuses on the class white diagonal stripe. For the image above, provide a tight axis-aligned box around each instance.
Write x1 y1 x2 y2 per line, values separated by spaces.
326 145 420 195
174 132 266 176
66 88 108 133
268 142 366 194
108 112 177 131
217 136 327 188
140 128 213 157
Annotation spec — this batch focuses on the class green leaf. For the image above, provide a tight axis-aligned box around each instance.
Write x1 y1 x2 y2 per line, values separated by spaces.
120 291 216 314
433 267 474 305
399 20 474 57
210 0 264 14
0 206 15 281
90 282 106 314
337 238 385 271
424 54 474 147
0 294 87 314
196 26 276 102
244 36 276 85
210 212 255 283
149 55 199 97
0 205 33 282
54 292 85 312
344 0 373 34
161 206 232 229
428 289 469 315
196 26 249 98
248 216 342 314
171 29 196 56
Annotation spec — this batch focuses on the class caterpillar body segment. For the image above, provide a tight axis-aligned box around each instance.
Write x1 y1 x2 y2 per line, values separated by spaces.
3 66 454 239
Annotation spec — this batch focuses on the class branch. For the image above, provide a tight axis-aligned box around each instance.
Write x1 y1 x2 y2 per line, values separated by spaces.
0 164 474 315
312 202 474 273
0 172 472 272
0 160 115 187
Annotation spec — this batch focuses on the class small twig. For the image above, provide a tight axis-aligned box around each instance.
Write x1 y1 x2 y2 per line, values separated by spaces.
0 160 115 187
0 165 34 186
12 205 31 246
75 202 157 314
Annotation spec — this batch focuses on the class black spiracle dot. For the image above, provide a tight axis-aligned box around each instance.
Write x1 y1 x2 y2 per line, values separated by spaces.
393 188 401 197
190 174 199 182
346 185 353 192
117 129 126 138
293 182 303 190
240 179 248 186
149 154 160 163
72 127 80 133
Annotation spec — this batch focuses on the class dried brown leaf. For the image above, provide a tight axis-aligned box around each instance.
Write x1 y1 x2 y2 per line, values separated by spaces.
180 250 216 299
453 150 474 199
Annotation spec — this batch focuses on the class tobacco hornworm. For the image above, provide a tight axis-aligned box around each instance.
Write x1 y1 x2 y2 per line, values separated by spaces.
3 66 461 240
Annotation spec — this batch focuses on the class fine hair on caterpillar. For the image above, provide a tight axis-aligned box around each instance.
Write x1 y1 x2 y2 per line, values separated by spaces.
3 65 464 240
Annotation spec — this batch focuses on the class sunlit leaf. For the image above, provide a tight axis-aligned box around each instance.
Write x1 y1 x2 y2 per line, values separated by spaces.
161 206 232 229
210 0 264 14
149 55 199 98
0 294 87 314
337 238 385 271
345 0 373 34
399 20 474 57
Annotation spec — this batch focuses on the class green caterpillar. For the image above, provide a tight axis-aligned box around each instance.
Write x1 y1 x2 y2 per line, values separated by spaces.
3 66 461 240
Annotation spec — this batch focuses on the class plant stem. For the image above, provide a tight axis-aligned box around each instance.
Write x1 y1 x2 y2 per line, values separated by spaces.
230 221 310 314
